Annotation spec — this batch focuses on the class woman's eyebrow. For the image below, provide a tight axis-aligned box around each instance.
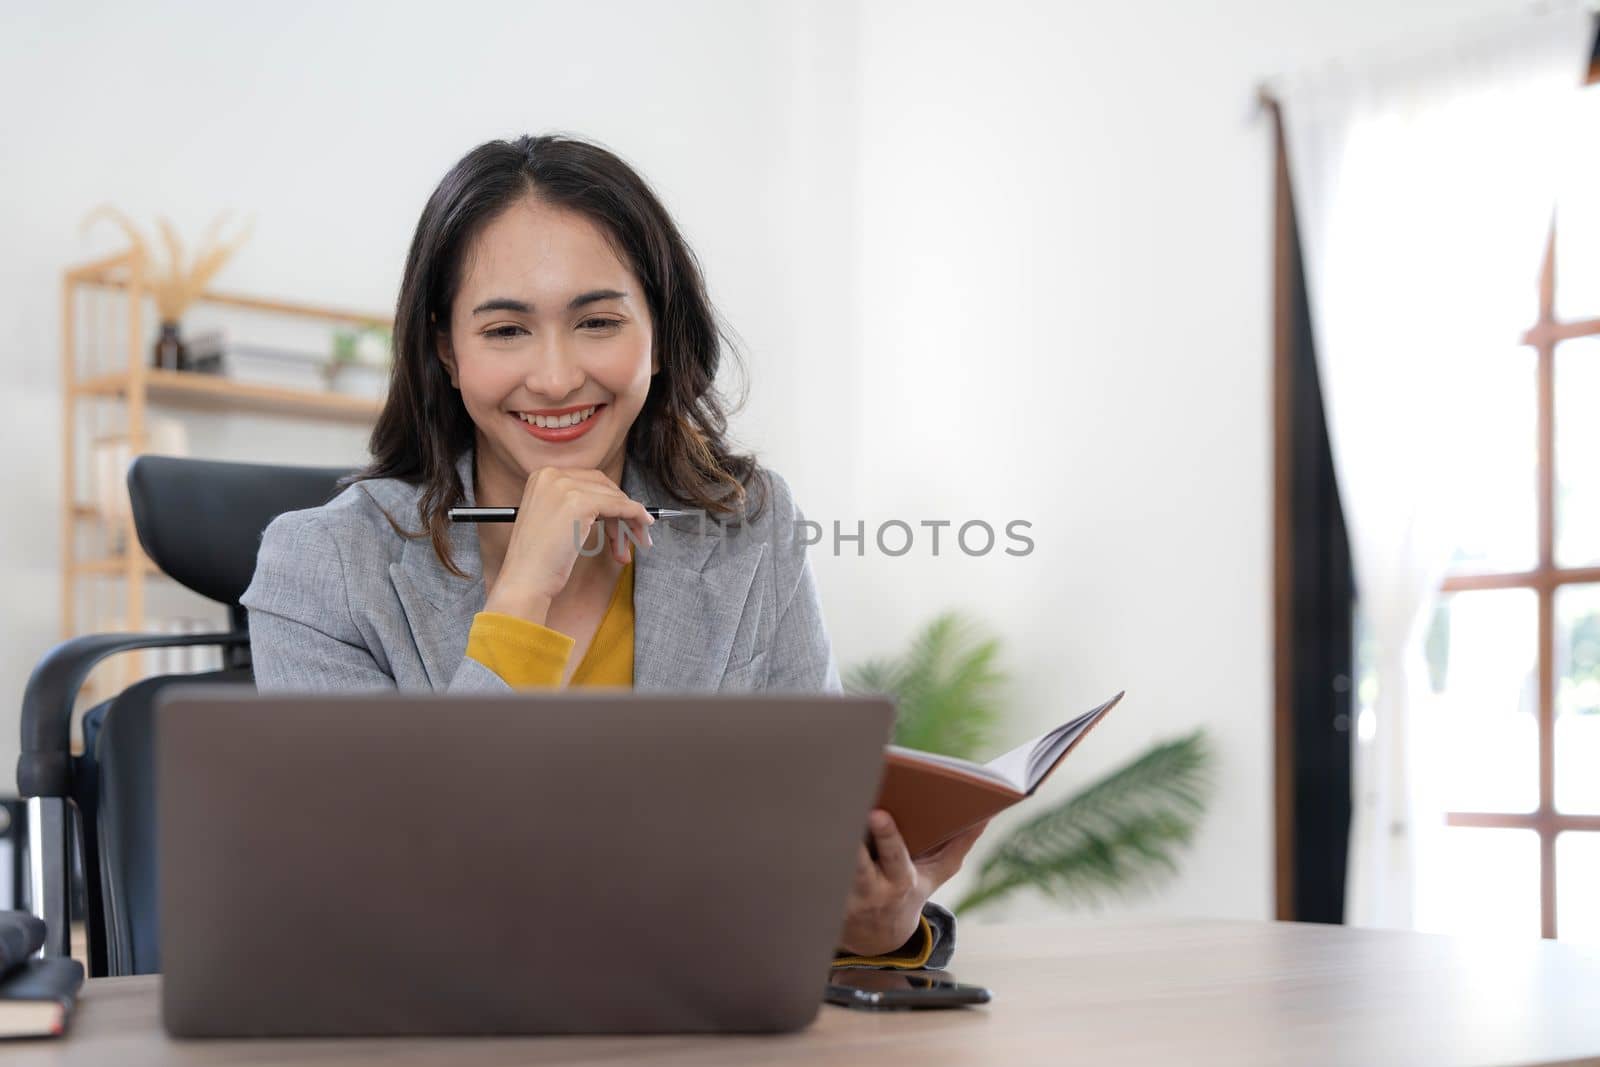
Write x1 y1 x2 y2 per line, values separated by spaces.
471 289 628 316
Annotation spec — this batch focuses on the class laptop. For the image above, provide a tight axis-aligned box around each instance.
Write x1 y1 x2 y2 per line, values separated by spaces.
155 687 894 1037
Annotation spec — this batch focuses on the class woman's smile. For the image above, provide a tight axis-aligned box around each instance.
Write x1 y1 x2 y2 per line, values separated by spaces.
510 402 606 442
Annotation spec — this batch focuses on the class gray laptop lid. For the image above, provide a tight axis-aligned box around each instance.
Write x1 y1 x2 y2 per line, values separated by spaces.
156 688 893 1037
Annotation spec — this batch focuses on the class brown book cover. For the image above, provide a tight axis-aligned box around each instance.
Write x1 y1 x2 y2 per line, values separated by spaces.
874 692 1124 858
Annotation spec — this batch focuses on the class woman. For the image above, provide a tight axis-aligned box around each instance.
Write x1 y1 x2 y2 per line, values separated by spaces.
239 134 983 969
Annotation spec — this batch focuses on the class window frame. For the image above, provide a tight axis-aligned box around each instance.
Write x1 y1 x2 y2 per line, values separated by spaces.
1270 51 1600 937
1440 227 1600 940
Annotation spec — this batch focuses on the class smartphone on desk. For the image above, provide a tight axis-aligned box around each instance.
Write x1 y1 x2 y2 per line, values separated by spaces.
825 967 992 1010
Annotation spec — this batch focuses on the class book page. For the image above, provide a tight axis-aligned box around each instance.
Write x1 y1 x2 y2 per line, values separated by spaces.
890 692 1123 794
1022 708 1102 790
983 694 1121 792
885 745 1016 790
982 733 1049 792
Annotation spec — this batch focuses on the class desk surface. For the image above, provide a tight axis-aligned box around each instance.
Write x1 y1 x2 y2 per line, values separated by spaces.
11 918 1600 1066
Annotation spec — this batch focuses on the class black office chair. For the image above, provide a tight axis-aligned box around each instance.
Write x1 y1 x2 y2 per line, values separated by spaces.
16 456 353 976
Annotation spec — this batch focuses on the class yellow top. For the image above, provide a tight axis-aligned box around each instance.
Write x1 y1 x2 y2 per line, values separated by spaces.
462 558 935 969
465 559 637 688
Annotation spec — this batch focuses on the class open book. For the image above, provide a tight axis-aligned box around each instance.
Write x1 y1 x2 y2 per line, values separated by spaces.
875 691 1124 858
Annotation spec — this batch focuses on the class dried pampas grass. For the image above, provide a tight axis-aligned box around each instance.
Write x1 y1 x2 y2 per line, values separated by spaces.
81 206 254 322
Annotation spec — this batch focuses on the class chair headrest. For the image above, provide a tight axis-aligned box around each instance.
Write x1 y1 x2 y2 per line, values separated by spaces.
127 456 355 609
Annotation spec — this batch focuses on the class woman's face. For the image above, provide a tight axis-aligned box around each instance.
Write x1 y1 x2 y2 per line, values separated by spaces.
438 194 655 499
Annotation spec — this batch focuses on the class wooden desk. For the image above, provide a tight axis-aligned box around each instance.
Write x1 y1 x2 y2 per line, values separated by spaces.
11 919 1600 1066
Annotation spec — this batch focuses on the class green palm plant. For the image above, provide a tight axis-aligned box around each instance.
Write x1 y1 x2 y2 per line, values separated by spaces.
845 610 1214 917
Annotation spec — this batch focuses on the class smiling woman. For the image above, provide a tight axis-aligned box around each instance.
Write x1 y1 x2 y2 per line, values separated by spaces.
367 136 761 577
237 133 978 969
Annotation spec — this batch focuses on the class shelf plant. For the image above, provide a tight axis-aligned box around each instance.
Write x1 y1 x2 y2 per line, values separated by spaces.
80 206 253 369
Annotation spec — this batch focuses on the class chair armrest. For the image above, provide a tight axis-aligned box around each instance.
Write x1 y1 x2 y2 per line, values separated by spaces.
17 631 250 798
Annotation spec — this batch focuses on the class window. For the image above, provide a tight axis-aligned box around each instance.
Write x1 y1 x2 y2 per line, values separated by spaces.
1392 83 1600 940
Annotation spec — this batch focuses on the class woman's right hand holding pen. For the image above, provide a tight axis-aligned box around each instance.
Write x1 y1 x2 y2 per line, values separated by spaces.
482 466 655 626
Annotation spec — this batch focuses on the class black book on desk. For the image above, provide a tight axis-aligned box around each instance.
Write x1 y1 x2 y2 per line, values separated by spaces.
0 959 83 1038
0 912 83 1039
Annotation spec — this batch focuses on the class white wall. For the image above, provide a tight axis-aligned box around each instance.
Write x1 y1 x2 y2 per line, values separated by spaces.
825 0 1534 925
0 0 1533 924
0 0 850 770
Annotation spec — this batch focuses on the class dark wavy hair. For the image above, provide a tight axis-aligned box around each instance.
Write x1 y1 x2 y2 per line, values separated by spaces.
342 133 767 578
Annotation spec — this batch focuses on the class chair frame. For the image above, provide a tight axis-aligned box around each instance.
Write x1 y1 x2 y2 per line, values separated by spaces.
17 455 355 972
20 629 252 966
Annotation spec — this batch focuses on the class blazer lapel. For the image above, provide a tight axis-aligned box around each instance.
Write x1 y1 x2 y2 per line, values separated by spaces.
624 455 767 692
389 450 485 690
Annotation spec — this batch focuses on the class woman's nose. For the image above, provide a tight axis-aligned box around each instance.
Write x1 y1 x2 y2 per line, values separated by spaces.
521 337 586 398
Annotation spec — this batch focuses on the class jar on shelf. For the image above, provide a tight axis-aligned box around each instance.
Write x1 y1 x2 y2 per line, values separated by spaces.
152 321 187 371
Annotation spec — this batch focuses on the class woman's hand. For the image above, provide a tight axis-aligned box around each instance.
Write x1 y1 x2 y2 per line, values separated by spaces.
836 810 988 958
482 466 655 625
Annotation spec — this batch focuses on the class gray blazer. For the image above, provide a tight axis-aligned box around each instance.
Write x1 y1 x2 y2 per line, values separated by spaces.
240 446 840 695
238 445 956 965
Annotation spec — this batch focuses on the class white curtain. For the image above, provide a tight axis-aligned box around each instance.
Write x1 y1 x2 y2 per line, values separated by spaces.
1271 4 1594 929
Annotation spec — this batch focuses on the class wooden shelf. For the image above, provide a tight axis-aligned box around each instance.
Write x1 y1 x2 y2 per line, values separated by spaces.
75 368 382 422
74 555 164 578
75 264 390 330
59 249 387 658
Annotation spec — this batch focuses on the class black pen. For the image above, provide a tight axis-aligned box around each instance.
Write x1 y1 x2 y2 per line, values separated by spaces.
448 505 693 523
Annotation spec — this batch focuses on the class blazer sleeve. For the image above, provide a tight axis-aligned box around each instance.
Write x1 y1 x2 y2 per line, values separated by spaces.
239 508 511 695
761 471 961 969
762 470 843 695
922 900 957 969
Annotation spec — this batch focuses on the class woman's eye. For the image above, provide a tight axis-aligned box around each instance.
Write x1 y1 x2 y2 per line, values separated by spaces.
483 319 616 339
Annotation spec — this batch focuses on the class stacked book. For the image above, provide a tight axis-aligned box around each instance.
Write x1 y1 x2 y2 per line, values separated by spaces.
0 913 83 1038
183 332 389 398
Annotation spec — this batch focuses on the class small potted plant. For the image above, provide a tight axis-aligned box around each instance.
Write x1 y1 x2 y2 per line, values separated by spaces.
326 325 393 395
81 206 253 371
